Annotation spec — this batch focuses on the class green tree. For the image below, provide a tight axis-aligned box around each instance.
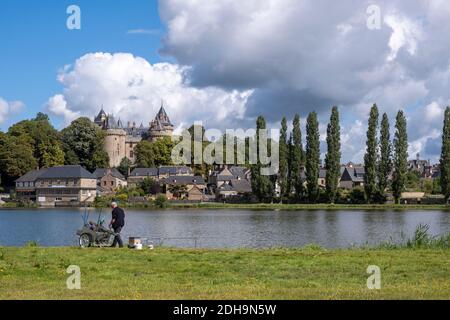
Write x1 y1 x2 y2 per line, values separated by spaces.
278 117 289 200
290 114 304 200
378 113 392 196
151 137 174 166
168 184 188 199
8 113 65 168
364 104 379 203
118 157 133 177
61 117 109 172
325 106 341 203
135 140 155 167
305 112 320 203
0 134 38 186
440 107 450 199
392 110 409 204
139 177 161 195
251 116 274 203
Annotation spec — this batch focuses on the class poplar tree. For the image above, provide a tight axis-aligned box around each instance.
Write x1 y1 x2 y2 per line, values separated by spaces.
392 110 408 204
325 106 341 203
287 133 293 199
440 107 450 199
279 117 289 200
306 112 320 203
251 116 274 202
378 113 392 197
290 114 304 200
364 104 379 203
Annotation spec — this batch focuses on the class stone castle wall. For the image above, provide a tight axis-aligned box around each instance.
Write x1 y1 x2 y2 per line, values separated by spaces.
104 129 127 167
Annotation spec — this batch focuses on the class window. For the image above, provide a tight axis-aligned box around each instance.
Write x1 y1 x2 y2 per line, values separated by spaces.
130 150 134 158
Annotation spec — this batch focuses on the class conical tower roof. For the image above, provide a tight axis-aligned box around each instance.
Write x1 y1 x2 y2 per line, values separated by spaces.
155 102 172 125
95 106 107 122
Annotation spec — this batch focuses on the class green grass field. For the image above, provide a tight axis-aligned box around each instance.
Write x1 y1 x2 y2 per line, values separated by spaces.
0 246 449 300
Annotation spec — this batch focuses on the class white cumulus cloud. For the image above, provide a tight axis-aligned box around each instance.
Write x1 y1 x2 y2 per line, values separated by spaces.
46 52 252 129
0 98 25 125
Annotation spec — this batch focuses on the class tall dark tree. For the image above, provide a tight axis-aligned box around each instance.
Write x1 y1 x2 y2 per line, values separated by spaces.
290 114 304 200
287 133 294 198
305 112 320 203
364 104 379 203
378 113 392 196
61 117 109 172
440 107 450 199
135 140 156 168
278 117 289 200
325 106 341 203
392 110 408 204
118 157 133 177
251 116 274 202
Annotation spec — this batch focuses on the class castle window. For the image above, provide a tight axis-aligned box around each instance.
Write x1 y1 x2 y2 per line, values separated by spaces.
130 150 134 158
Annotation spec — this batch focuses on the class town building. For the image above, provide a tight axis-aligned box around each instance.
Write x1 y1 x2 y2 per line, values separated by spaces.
93 168 127 195
162 176 207 201
127 166 193 187
339 165 365 189
23 166 97 206
15 169 48 202
94 103 174 167
408 153 431 177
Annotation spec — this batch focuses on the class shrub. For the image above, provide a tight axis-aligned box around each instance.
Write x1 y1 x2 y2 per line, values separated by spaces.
154 195 168 208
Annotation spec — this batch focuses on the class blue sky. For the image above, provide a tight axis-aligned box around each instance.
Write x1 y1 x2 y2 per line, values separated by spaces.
1 0 450 163
0 0 164 128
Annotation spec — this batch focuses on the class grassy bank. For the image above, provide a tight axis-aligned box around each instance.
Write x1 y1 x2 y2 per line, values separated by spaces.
0 246 449 300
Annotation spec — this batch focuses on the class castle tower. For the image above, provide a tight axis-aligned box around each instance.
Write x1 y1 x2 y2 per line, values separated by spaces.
148 103 174 142
103 114 127 167
94 106 108 128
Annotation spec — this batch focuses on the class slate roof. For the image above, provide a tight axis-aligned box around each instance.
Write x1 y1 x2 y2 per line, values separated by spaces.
319 169 327 179
38 166 95 179
129 168 159 177
163 176 205 185
93 168 125 180
15 169 48 183
230 179 252 193
341 166 365 182
159 166 193 175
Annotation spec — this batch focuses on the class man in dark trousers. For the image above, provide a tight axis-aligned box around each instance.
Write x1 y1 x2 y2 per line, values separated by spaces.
109 202 125 248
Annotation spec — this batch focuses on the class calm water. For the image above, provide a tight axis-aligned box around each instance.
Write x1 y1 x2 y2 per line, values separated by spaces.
0 209 449 248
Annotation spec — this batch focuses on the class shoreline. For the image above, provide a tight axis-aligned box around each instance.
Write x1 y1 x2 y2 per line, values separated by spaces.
1 203 450 211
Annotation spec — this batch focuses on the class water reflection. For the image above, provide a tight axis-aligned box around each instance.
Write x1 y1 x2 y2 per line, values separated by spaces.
0 209 449 248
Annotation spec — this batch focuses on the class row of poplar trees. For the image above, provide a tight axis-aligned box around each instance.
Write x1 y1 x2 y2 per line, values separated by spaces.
363 104 408 204
255 104 411 204
276 107 343 204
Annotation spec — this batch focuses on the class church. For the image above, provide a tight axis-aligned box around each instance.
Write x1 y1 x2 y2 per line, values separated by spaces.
94 103 174 167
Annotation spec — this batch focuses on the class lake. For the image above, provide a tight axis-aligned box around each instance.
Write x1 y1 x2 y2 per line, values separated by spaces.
0 208 449 248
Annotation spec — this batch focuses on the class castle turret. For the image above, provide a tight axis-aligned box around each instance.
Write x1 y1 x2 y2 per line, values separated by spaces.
94 106 108 128
148 103 174 142
103 114 127 167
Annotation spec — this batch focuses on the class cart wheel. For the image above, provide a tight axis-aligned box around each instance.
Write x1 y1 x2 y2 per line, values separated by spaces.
79 234 92 248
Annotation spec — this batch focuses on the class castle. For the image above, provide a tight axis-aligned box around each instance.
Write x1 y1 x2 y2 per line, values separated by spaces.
94 103 174 167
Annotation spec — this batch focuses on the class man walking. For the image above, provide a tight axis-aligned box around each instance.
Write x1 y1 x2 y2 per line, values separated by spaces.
109 202 125 248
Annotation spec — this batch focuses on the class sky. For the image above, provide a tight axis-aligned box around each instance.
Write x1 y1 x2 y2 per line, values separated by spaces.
1 0 450 163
